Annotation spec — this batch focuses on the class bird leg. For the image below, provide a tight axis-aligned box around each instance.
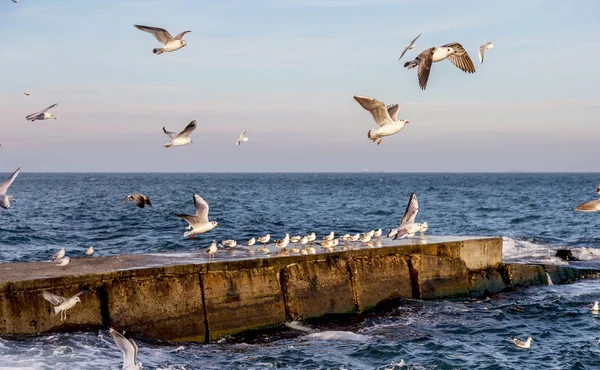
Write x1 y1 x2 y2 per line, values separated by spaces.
189 234 195 239
377 139 383 145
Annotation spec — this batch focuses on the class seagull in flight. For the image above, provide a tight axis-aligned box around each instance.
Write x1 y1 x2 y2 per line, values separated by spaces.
26 104 58 121
387 192 428 239
175 194 219 238
354 95 408 145
398 32 422 60
0 166 22 209
236 130 248 146
109 328 143 369
163 120 196 147
134 24 190 55
42 290 87 321
478 42 494 64
124 193 152 208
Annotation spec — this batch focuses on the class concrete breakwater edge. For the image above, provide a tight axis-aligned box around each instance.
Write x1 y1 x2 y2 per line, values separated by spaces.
0 236 598 343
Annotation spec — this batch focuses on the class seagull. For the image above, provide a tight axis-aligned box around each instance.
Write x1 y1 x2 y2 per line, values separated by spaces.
354 96 409 145
24 92 30 96
52 248 65 261
478 42 494 64
398 32 422 60
236 130 248 146
275 234 290 250
307 232 316 246
85 246 94 256
163 120 196 147
373 228 382 241
323 232 335 241
206 240 217 260
124 194 152 208
56 257 70 268
42 290 87 321
175 194 219 238
596 185 600 194
366 230 375 238
0 166 22 209
134 24 190 55
26 103 58 121
387 192 428 239
246 238 256 247
575 200 600 212
511 337 533 349
404 42 476 90
359 233 372 244
350 233 360 245
109 328 143 370
340 234 351 244
590 301 599 313
257 234 271 246
221 239 237 248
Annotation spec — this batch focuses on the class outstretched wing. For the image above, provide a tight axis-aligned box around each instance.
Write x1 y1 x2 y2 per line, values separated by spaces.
443 43 476 73
73 289 88 298
163 127 178 140
0 166 22 195
42 104 58 113
174 30 191 40
109 328 137 369
409 32 422 47
134 25 174 44
193 194 209 223
42 291 67 305
143 195 152 207
175 213 203 227
177 120 197 138
353 95 393 127
416 48 435 90
387 104 400 121
400 192 419 226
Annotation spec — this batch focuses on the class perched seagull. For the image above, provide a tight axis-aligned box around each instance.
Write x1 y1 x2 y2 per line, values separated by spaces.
590 301 599 313
175 194 219 238
236 130 248 146
350 233 360 245
511 337 533 349
388 192 428 239
307 232 316 246
354 95 408 145
56 257 70 268
574 200 600 212
42 290 87 321
290 235 301 249
398 32 422 60
109 328 143 370
478 42 494 64
206 240 217 260
340 234 351 244
52 248 65 261
134 24 190 55
257 234 271 246
359 233 372 244
323 232 335 241
26 103 58 121
374 228 382 241
299 235 309 248
221 239 237 248
366 230 375 238
245 238 256 247
404 42 475 90
85 246 94 256
163 120 196 148
124 193 152 208
276 234 290 250
0 166 22 209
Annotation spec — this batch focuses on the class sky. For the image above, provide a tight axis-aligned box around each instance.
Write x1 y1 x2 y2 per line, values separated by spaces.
0 0 599 172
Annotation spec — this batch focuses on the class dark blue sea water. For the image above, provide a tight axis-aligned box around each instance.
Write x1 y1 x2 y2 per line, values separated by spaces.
1 173 600 369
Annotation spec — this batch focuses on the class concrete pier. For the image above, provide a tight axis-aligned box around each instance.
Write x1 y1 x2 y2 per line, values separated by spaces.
0 236 597 342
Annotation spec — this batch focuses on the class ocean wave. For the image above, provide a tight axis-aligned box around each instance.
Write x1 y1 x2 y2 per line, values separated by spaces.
502 237 600 265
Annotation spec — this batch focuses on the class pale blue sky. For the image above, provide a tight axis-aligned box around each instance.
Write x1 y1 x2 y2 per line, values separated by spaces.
0 0 598 172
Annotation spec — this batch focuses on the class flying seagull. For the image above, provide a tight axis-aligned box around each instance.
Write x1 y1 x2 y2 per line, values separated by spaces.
124 193 152 208
387 192 428 239
163 120 196 147
353 95 409 145
175 194 219 238
236 130 248 146
42 290 87 321
398 32 422 60
134 24 190 55
109 328 143 370
574 200 600 212
404 42 475 90
0 166 22 209
26 104 58 121
479 42 494 64
595 185 600 194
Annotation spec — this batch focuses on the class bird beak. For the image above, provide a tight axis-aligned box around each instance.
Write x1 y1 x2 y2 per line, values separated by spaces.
54 117 57 120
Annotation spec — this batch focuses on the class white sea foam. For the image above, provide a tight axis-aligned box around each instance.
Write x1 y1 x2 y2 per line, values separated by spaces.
502 237 600 265
306 331 370 341
570 247 600 261
284 321 314 333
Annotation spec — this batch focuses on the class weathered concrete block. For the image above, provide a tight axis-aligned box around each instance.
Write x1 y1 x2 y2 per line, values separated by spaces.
106 273 205 342
459 238 502 270
504 264 546 287
468 269 507 297
202 266 286 341
410 254 469 299
352 255 412 310
545 265 581 284
282 258 356 320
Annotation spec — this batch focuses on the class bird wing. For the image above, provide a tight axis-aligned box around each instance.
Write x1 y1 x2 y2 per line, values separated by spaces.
398 32 422 60
177 120 197 138
416 47 435 90
174 30 191 40
162 127 178 140
398 47 409 61
400 192 419 226
42 291 67 305
442 43 476 73
133 195 146 208
42 103 58 113
353 95 393 127
0 166 22 195
596 185 600 194
134 25 174 44
410 32 422 46
175 213 203 227
193 194 209 223
143 195 152 207
387 104 400 121
109 328 137 369
574 200 600 212
25 112 42 121
73 289 88 298
240 131 247 140
478 46 485 64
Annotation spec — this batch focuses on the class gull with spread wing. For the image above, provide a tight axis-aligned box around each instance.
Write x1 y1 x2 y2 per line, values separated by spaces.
175 194 219 238
134 24 190 55
236 130 248 146
354 95 408 145
26 104 58 121
163 120 196 147
479 42 494 64
387 192 428 239
109 328 143 370
0 166 22 209
398 32 422 60
42 290 87 321
124 193 152 208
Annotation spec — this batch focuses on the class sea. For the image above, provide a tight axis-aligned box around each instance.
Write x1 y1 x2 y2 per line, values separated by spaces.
1 173 600 369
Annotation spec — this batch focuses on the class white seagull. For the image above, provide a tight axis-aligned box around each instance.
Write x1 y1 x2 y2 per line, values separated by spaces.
398 32 422 60
56 256 70 268
236 130 248 146
109 328 143 370
257 234 271 246
387 192 428 239
206 240 218 260
134 24 190 55
221 239 237 248
478 42 494 64
511 337 533 349
52 248 65 261
42 290 87 321
175 194 219 238
0 166 22 209
590 301 599 313
163 120 197 148
26 103 58 121
323 231 335 241
85 246 94 256
354 96 408 145
404 42 476 90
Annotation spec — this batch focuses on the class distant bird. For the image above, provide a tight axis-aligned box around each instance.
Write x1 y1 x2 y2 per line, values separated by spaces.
0 166 22 209
176 194 219 238
134 24 190 55
307 232 316 246
373 228 382 240
323 231 335 241
245 237 256 248
404 43 475 90
206 240 217 260
257 234 271 246
109 328 143 370
354 95 408 145
574 200 600 212
221 239 237 248
56 257 70 268
24 92 30 96
276 234 290 250
85 246 94 256
340 234 351 244
124 193 152 208
366 230 375 238
236 130 248 146
163 120 196 147
26 103 58 121
12 0 19 3
42 290 87 321
511 337 533 349
52 247 65 261
350 233 360 245
388 192 428 239
398 32 422 60
359 233 372 244
591 301 599 313
478 42 494 64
